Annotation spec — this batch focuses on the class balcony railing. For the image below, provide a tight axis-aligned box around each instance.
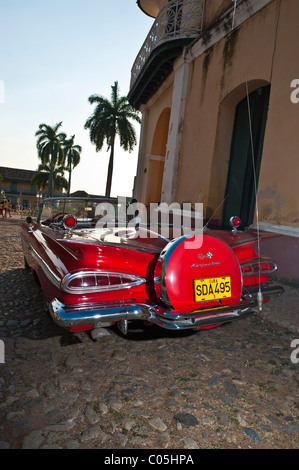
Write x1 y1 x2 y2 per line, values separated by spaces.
0 187 36 197
130 0 205 89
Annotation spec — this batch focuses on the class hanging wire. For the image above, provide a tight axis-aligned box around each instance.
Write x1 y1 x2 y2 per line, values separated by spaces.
232 0 238 30
244 77 263 312
231 0 263 311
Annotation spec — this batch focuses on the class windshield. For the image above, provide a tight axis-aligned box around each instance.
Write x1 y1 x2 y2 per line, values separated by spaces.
38 197 128 227
37 197 203 240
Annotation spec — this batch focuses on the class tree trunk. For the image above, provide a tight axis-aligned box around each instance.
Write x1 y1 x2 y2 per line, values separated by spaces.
105 137 115 197
68 163 72 197
48 165 54 197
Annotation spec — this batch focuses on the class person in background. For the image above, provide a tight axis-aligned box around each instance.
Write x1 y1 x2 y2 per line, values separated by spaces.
3 199 9 218
7 200 12 217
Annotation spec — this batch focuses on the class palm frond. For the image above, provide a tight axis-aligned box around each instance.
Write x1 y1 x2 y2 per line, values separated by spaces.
34 122 67 196
84 81 141 196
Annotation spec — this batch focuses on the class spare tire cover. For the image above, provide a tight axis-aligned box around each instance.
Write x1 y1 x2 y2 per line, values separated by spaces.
158 234 242 311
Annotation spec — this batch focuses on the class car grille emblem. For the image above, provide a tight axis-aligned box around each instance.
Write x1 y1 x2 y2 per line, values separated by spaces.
190 252 218 268
197 252 213 260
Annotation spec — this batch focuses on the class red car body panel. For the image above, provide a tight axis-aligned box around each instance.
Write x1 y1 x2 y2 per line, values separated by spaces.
20 198 284 336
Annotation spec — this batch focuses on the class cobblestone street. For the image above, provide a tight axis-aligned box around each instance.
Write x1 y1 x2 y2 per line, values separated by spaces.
0 217 298 449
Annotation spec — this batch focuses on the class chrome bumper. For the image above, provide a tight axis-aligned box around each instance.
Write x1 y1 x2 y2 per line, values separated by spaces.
49 282 284 331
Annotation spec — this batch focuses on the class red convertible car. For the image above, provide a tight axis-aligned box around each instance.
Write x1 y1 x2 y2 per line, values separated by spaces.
21 197 284 338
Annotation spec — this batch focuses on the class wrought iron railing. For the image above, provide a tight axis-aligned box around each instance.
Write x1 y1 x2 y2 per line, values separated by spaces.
130 0 205 88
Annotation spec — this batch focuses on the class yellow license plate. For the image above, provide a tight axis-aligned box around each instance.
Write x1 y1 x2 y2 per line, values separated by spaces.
194 277 231 302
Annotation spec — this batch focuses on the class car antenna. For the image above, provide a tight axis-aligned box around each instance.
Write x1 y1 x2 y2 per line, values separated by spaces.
203 194 229 230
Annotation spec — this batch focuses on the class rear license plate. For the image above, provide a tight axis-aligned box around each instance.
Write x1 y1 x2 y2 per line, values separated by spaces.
194 277 231 302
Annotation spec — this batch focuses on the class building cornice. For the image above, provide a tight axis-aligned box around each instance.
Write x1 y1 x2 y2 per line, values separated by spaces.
188 0 274 62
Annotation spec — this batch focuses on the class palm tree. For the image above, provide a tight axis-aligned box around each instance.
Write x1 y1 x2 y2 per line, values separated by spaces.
84 81 141 197
31 163 68 194
64 135 82 196
35 122 66 197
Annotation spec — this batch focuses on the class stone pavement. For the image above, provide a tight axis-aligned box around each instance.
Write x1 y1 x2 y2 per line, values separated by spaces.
3 214 299 335
259 285 299 335
0 216 298 450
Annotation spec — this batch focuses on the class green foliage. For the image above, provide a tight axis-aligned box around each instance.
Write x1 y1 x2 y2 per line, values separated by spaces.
31 164 68 192
34 123 81 196
64 135 82 195
84 81 141 197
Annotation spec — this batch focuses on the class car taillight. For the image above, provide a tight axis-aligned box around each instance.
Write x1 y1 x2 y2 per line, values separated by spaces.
241 258 277 276
62 271 145 293
229 216 242 231
63 214 77 230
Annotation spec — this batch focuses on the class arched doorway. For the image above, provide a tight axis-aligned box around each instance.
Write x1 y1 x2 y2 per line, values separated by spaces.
222 85 270 229
145 107 170 205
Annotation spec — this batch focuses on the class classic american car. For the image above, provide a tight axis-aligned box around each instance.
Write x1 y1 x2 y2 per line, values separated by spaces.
21 197 284 339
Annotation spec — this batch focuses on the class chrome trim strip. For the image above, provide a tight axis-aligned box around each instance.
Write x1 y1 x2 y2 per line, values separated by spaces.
49 281 284 331
61 270 146 294
151 307 255 330
21 234 61 288
158 235 192 308
241 258 278 276
242 282 284 300
157 300 256 321
49 297 255 330
159 234 192 271
49 299 151 327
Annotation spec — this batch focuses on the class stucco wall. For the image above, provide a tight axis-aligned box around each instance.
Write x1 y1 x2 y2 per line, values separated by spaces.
173 0 299 229
138 81 173 204
258 0 299 227
203 0 233 29
133 0 299 279
135 0 299 228
144 85 173 157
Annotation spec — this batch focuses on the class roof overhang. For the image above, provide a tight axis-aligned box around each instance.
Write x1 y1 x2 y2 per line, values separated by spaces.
137 0 168 18
128 38 191 109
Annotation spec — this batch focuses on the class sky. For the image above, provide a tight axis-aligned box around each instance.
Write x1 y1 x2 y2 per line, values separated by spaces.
0 0 154 197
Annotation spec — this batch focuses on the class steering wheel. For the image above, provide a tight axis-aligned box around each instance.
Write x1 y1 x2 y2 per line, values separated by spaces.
49 212 66 225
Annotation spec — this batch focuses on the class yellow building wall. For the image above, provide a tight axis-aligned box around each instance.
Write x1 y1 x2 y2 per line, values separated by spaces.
135 0 299 228
203 0 233 28
258 0 299 227
144 84 173 157
139 82 173 205
19 182 31 191
173 0 299 228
